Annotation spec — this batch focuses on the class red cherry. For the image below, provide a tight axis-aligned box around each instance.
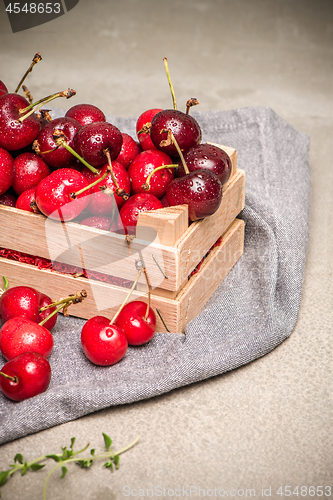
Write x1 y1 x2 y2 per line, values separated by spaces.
12 152 50 195
114 300 156 346
65 103 106 126
119 192 163 235
34 117 82 168
81 316 128 366
0 317 54 360
0 285 58 329
35 168 90 221
150 109 202 157
0 189 17 207
178 143 232 185
80 216 112 230
0 351 51 402
0 93 40 151
74 122 123 167
136 108 163 151
16 187 40 213
116 133 141 169
128 149 175 198
81 160 131 215
166 170 223 221
0 147 15 196
0 81 8 97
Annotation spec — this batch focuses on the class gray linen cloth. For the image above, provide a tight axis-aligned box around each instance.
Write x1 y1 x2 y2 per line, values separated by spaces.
0 107 311 445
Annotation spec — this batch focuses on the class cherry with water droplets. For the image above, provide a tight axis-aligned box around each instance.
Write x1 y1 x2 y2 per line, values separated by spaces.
65 103 106 126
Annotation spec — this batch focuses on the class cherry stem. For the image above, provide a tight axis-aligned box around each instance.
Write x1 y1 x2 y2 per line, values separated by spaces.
38 290 87 326
142 266 151 321
142 164 178 191
109 270 142 325
52 130 99 174
72 167 111 198
0 275 9 297
162 129 190 175
104 149 130 201
22 85 33 104
18 89 76 123
0 371 18 383
163 57 177 110
186 97 199 115
14 52 42 94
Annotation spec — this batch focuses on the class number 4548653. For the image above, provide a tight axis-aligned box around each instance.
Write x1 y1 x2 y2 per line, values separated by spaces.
277 486 332 497
5 3 61 14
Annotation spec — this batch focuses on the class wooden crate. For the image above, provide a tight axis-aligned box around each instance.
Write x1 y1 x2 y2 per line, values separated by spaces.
0 145 245 333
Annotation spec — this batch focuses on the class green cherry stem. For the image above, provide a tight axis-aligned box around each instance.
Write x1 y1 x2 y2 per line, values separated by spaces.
163 57 177 110
110 270 142 325
18 89 76 123
72 167 111 198
38 290 87 326
0 275 9 297
162 129 190 174
14 52 42 94
0 372 18 383
104 148 130 201
141 164 178 191
142 266 151 321
52 130 99 174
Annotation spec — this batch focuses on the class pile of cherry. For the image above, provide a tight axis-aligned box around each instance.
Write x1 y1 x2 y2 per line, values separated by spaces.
0 55 233 403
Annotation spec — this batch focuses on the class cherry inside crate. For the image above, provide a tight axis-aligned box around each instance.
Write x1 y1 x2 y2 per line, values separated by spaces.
0 144 245 333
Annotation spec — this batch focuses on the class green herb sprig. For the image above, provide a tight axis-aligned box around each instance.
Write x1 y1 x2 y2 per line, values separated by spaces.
0 432 140 499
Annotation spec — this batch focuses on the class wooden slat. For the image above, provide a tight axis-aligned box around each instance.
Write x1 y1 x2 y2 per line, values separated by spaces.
177 219 245 331
136 204 188 246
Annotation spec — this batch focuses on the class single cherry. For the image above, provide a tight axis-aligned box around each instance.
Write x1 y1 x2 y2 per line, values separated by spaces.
0 189 17 207
128 149 175 199
150 109 202 157
12 152 50 195
74 122 123 167
114 300 156 345
136 108 163 150
0 317 54 360
0 93 41 151
0 351 51 402
0 147 15 196
166 169 223 221
15 187 40 213
33 116 82 168
35 168 90 221
81 316 128 366
65 103 106 126
0 81 8 97
0 285 57 330
178 143 232 185
119 192 163 235
116 133 141 169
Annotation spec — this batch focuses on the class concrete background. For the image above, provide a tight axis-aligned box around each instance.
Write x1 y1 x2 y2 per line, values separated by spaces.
0 0 332 499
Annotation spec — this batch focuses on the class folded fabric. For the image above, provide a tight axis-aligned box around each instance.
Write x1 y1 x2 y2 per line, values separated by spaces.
0 106 311 445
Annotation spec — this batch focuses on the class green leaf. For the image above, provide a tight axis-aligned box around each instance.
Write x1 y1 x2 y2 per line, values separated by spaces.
103 461 113 471
70 438 76 450
113 455 120 469
90 449 95 456
60 466 67 479
102 433 112 451
45 454 61 462
21 464 28 476
29 464 46 471
14 454 24 464
0 471 10 487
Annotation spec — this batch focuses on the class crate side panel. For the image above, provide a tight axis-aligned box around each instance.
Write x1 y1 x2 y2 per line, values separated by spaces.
178 219 245 331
